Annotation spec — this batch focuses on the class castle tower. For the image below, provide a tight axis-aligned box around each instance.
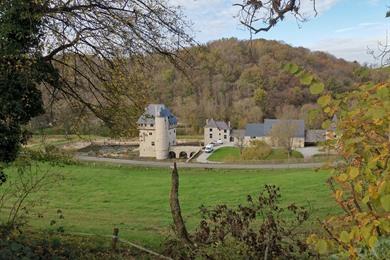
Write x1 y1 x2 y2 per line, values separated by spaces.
155 115 169 160
137 104 177 160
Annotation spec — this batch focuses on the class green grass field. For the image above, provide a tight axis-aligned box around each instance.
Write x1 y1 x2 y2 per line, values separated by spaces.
207 147 241 161
2 162 338 250
208 147 304 162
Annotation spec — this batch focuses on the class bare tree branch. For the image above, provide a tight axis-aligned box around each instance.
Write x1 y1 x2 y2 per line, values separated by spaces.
234 0 317 34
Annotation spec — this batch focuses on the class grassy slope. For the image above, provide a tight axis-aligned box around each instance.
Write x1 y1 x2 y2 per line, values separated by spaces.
4 163 337 250
207 147 241 161
208 147 304 162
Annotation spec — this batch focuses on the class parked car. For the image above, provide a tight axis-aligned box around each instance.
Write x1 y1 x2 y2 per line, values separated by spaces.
205 147 213 153
216 139 223 145
206 143 214 149
205 144 214 153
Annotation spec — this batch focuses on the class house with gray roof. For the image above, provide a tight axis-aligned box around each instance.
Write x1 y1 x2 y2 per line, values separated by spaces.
204 119 232 145
244 119 305 148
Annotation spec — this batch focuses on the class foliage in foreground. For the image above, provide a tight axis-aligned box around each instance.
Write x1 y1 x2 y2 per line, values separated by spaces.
0 231 140 260
285 63 390 258
164 185 312 259
0 153 64 233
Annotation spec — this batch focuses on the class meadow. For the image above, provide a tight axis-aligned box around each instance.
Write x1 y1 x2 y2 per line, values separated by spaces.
3 162 338 250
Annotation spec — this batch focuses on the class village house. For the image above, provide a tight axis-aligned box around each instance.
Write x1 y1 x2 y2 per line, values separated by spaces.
244 119 305 148
204 118 306 148
204 119 232 145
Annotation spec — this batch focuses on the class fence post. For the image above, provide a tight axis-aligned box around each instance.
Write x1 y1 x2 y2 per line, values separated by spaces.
112 227 119 251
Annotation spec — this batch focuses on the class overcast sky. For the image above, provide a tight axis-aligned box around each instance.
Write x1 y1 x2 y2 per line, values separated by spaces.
171 0 390 65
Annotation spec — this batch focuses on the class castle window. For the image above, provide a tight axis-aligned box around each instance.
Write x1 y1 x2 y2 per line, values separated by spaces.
151 142 155 146
209 134 213 138
150 124 154 127
224 135 227 139
149 132 152 135
224 129 227 133
209 128 212 132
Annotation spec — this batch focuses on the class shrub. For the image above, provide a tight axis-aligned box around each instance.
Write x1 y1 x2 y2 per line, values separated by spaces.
0 156 63 233
164 185 312 259
242 140 272 160
24 145 77 165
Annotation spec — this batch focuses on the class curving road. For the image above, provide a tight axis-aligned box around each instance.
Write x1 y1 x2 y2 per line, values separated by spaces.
77 155 325 170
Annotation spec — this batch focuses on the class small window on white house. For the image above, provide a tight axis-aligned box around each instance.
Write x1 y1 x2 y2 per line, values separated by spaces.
251 136 256 139
150 124 154 127
209 134 213 138
224 135 227 139
224 129 227 133
209 128 212 132
174 129 176 133
151 142 155 146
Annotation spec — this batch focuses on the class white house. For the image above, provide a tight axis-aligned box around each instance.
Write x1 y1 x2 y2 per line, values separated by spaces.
204 119 232 145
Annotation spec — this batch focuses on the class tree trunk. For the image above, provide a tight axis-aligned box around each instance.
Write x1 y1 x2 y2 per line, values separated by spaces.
169 162 194 247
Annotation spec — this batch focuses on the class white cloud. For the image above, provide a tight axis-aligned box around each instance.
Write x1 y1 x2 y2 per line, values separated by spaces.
309 36 388 65
335 22 386 33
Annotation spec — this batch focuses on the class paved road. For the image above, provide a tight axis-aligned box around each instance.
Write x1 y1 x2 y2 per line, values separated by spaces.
77 155 325 170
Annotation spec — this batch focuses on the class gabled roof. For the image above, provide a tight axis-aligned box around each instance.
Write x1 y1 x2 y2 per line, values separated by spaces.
244 119 305 138
305 129 326 143
245 123 265 137
264 119 305 138
205 119 230 130
137 104 177 126
231 129 245 138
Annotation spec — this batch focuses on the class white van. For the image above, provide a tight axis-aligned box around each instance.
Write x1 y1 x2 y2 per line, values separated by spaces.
205 144 214 153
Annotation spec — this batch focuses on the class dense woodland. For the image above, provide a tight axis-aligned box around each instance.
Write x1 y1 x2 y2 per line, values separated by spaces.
32 38 387 135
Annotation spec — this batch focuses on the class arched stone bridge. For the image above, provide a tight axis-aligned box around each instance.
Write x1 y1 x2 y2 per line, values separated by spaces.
169 146 202 159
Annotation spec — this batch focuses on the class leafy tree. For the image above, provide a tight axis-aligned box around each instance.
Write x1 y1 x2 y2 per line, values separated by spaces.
0 0 192 164
268 119 300 157
254 87 267 107
314 82 389 258
285 64 390 258
242 140 272 160
0 1 47 164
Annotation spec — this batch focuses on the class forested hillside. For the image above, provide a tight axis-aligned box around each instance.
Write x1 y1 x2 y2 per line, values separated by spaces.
33 38 384 135
147 38 373 132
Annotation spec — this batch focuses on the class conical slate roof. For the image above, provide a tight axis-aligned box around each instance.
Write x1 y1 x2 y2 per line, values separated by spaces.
137 104 177 126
